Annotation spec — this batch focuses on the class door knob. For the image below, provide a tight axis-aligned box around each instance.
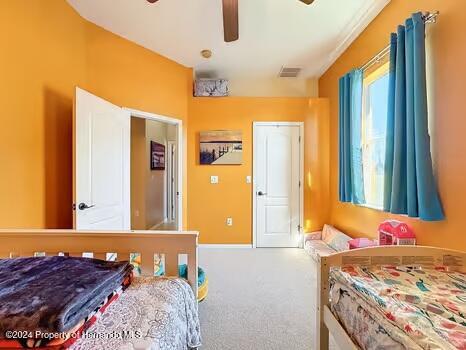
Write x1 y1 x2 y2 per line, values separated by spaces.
78 202 95 210
257 191 267 196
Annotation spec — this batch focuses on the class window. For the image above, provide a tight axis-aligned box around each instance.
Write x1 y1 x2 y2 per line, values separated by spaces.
361 63 389 209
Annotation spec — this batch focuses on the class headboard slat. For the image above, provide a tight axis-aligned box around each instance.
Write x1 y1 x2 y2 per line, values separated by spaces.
165 252 179 277
140 251 155 276
93 253 107 260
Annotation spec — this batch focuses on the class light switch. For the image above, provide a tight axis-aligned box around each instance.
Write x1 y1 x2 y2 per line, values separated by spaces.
226 217 233 226
246 176 252 184
210 175 219 184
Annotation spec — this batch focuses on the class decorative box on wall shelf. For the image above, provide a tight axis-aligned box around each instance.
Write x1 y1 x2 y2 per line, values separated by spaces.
194 79 229 97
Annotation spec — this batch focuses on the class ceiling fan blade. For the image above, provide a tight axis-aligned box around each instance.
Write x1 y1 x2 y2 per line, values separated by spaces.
299 0 315 4
222 0 239 42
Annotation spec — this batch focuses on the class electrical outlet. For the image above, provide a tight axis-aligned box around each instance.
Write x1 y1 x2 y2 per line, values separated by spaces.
226 217 233 226
210 175 219 184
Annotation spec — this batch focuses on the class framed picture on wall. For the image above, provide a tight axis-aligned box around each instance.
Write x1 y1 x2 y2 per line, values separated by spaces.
200 130 242 165
150 141 165 170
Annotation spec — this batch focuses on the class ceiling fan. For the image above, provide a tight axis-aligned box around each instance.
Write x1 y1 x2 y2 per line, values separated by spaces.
146 0 315 43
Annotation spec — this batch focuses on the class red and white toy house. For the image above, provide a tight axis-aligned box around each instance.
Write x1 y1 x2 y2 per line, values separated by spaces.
378 220 416 246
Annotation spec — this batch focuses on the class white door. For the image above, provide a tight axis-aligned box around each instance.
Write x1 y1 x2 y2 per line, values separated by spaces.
75 87 130 230
254 123 302 247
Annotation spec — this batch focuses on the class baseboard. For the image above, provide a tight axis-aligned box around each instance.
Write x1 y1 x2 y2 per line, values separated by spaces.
199 244 253 249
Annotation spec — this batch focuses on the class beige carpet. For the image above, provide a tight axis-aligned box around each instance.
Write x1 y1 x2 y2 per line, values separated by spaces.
198 248 327 350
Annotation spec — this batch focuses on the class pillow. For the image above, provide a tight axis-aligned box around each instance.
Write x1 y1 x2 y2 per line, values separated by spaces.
305 240 337 260
322 224 352 252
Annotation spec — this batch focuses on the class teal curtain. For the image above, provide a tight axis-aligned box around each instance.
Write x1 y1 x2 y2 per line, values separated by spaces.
339 69 365 204
384 13 444 220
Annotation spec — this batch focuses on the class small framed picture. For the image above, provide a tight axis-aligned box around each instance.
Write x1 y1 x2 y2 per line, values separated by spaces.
200 130 242 165
150 141 165 170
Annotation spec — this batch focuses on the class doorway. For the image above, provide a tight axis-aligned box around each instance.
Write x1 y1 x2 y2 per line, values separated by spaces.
130 116 179 231
253 122 304 247
74 88 183 231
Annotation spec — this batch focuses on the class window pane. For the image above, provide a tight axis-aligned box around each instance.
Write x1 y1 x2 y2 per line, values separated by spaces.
362 68 389 209
369 74 389 139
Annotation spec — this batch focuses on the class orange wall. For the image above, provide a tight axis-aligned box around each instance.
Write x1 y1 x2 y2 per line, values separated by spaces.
0 0 87 229
0 0 191 229
307 99 330 234
130 118 147 230
319 0 466 250
187 97 329 244
84 23 191 227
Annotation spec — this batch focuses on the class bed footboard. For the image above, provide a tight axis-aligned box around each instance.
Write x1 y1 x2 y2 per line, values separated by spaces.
0 229 199 297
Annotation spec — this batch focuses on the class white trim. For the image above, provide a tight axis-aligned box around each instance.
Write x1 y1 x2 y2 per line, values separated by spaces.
299 122 304 249
252 121 305 249
199 244 253 249
167 140 177 223
358 203 384 212
253 121 304 127
123 107 183 231
315 0 391 77
123 108 181 125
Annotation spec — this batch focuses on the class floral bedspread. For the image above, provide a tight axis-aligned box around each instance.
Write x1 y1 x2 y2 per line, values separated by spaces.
330 266 466 350
70 277 201 350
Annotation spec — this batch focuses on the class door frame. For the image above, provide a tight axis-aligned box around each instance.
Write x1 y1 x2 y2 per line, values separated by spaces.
166 140 177 223
124 107 183 231
252 121 304 248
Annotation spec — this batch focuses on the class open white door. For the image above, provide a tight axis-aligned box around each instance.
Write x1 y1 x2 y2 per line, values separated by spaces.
254 123 303 247
75 88 130 230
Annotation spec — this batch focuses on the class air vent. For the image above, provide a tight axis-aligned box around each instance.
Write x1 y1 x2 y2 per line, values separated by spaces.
278 66 302 78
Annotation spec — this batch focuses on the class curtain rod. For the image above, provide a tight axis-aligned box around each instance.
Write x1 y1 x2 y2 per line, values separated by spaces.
360 11 439 72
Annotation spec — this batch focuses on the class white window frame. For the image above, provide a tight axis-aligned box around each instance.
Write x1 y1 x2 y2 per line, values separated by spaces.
360 62 390 211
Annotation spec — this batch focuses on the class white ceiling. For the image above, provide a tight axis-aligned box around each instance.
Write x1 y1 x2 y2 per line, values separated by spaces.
68 0 389 96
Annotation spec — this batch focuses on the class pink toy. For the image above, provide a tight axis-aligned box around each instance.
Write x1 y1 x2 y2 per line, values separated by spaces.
378 220 416 246
348 238 378 250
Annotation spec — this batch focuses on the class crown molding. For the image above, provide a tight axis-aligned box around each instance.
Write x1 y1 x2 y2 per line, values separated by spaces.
316 0 391 78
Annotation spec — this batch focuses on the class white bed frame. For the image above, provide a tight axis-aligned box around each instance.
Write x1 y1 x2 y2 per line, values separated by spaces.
316 245 466 350
0 229 199 298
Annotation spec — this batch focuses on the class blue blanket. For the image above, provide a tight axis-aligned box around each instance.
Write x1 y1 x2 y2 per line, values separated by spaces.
0 256 132 336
